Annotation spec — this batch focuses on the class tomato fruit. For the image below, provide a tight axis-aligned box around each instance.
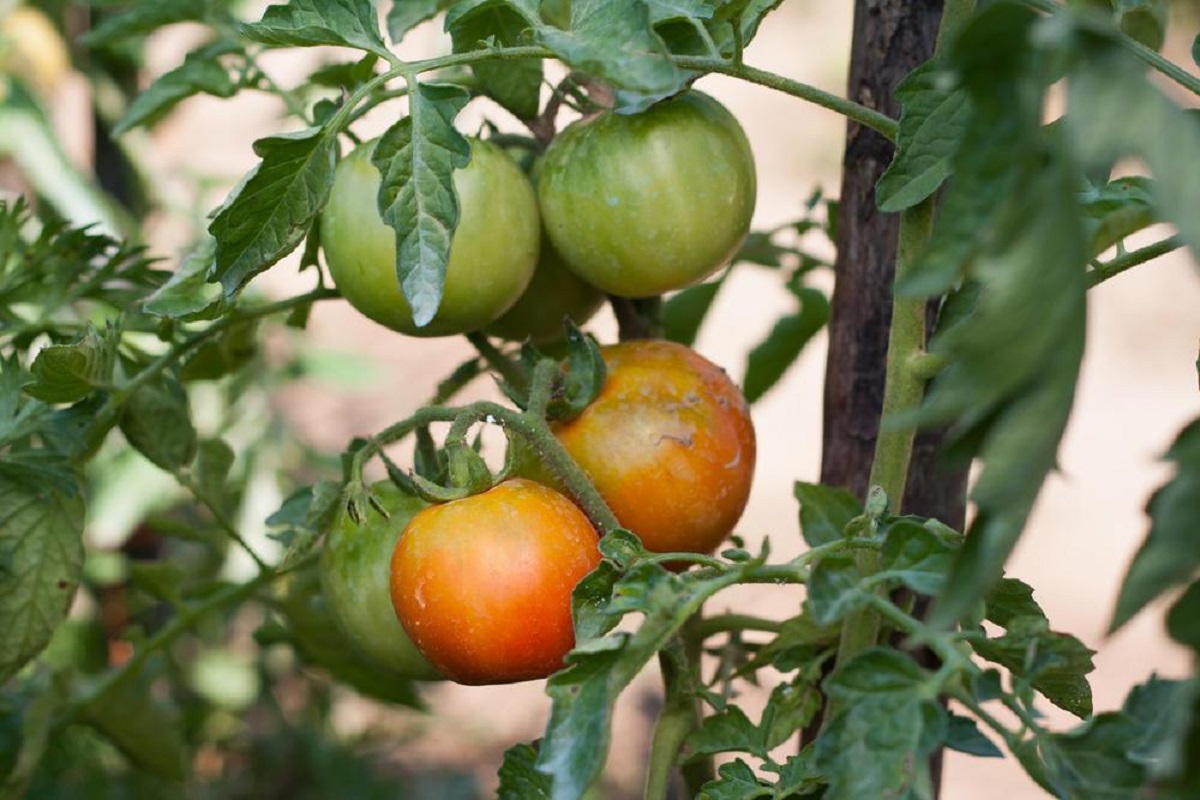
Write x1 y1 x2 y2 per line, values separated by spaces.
320 482 443 681
537 91 756 298
390 478 600 685
321 137 540 336
485 234 605 345
546 339 755 556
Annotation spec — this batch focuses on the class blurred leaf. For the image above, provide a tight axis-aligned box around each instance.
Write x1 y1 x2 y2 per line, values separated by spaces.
372 83 471 328
83 0 210 47
1039 713 1148 799
814 649 941 799
662 280 722 347
1121 675 1192 769
497 742 552 800
83 661 187 780
118 375 197 471
449 2 542 119
971 616 1095 718
1079 176 1157 258
793 482 861 547
984 576 1046 628
0 473 84 683
1167 581 1200 652
742 287 828 403
945 713 1003 758
209 128 337 295
192 438 235 514
876 60 973 212
242 0 391 58
1110 418 1200 632
181 320 258 382
307 54 379 88
114 41 242 134
389 0 452 43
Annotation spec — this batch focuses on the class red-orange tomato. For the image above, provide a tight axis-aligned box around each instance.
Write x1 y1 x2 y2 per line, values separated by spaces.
552 340 755 556
389 479 600 685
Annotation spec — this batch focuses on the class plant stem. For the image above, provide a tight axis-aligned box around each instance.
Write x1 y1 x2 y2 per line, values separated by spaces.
1086 234 1182 288
466 331 528 390
829 199 935 680
687 613 785 639
176 471 268 571
644 638 706 800
673 56 897 141
1019 0 1200 97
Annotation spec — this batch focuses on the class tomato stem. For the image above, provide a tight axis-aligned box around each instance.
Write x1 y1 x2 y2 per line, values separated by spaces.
1086 234 1182 288
644 634 710 799
466 331 528 392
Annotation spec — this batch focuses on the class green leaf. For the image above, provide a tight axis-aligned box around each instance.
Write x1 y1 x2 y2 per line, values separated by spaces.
142 235 225 320
497 742 552 799
1110 418 1200 632
1079 176 1158 258
307 54 380 88
371 83 471 328
83 660 187 779
970 615 1095 718
536 564 744 800
686 706 767 760
0 473 84 683
1067 33 1200 267
1121 675 1192 768
83 0 209 47
984 576 1046 628
945 712 1003 758
114 42 242 135
742 287 829 403
697 759 772 799
242 0 391 58
807 556 865 627
118 375 198 472
876 60 973 213
879 520 955 596
192 438 235 514
1193 32 1199 67
793 482 861 547
389 0 451 43
1040 713 1148 799
209 128 337 295
814 649 940 800
26 338 104 404
449 2 543 120
661 280 722 347
1167 581 1200 652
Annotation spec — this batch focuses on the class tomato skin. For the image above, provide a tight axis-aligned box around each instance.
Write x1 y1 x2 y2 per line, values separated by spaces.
549 340 756 556
390 479 601 685
537 91 756 298
321 137 540 336
320 482 443 681
485 234 605 345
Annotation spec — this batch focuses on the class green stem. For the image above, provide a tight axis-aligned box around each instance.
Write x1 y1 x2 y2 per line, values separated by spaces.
1086 234 1182 288
466 331 528 391
644 639 705 800
1019 0 1200 97
935 0 977 53
176 472 267 571
673 56 897 141
687 613 785 640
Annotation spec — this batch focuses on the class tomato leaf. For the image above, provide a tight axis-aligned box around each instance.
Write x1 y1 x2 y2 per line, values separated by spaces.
806 555 866 627
0 473 84 683
114 41 242 135
242 0 391 58
1035 713 1149 799
877 519 955 597
984 576 1046 628
945 713 1003 758
970 616 1095 719
537 564 744 799
1167 581 1200 652
83 659 188 779
448 1 543 120
1121 675 1192 769
371 83 471 328
686 682 819 760
1109 418 1200 632
697 759 773 798
876 60 973 213
661 279 722 347
209 128 337 295
742 286 828 403
25 335 106 405
1066 35 1200 289
497 742 552 800
388 0 451 43
813 649 942 799
143 235 225 321
82 0 210 47
118 374 198 472
792 481 861 547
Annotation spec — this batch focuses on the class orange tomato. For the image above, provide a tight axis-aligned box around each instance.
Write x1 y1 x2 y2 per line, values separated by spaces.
389 479 600 685
551 339 756 556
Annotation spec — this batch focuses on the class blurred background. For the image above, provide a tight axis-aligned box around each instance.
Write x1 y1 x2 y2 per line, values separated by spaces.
2 1 1198 797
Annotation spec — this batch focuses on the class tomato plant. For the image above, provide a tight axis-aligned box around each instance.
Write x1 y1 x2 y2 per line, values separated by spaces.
320 481 442 681
322 136 540 337
2 1 1198 799
537 90 757 297
390 479 600 685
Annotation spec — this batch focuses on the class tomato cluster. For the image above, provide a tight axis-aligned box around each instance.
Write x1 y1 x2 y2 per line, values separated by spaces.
320 90 759 686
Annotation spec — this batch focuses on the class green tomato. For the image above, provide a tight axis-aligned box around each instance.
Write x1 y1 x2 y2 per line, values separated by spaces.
321 137 540 336
320 482 443 681
485 234 605 345
537 90 756 298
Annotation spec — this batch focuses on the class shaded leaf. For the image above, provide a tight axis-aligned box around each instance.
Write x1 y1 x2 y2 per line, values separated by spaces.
115 41 242 134
945 713 1003 758
84 0 209 47
793 482 861 548
242 0 391 58
662 280 722 347
449 2 542 120
389 0 451 43
742 287 829 403
118 375 198 471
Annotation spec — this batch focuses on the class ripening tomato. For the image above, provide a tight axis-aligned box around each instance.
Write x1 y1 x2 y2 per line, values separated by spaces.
390 479 600 685
321 137 540 336
547 340 756 556
537 91 756 297
320 482 443 681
